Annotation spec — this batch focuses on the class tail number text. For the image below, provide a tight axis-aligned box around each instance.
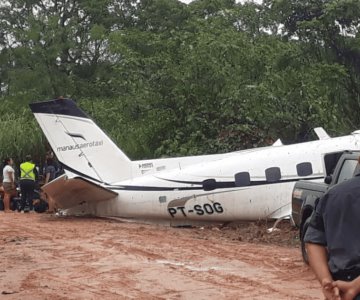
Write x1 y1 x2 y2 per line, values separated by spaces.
168 203 223 218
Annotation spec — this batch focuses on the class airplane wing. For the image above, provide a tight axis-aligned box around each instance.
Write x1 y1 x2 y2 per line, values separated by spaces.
42 175 118 209
314 127 330 140
272 139 283 146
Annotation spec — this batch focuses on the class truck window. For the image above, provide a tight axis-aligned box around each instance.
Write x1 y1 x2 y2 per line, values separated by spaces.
337 159 358 183
323 151 345 176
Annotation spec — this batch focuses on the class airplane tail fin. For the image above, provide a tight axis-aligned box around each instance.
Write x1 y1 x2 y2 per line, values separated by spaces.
30 98 133 183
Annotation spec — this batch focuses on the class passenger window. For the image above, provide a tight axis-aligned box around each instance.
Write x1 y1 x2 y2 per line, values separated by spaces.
337 160 358 183
265 167 281 182
234 172 251 187
296 162 313 176
203 179 217 191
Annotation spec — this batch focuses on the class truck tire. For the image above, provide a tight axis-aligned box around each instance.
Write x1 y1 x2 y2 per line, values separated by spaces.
300 217 311 264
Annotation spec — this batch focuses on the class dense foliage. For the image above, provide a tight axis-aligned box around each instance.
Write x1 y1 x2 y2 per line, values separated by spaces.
1 0 360 164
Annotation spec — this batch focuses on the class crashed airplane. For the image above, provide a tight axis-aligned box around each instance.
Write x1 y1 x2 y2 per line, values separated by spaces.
30 98 360 225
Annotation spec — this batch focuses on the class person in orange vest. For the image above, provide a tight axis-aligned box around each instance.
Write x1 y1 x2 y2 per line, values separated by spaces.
19 155 38 212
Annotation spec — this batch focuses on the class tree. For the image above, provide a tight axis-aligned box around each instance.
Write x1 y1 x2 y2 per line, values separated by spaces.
0 0 118 100
1 0 360 162
270 0 360 131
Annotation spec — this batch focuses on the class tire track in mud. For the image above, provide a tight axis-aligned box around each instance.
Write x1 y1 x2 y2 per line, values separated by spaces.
0 214 322 299
91 224 319 299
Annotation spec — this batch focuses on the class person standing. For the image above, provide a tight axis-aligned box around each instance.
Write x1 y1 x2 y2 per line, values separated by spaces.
44 157 56 184
19 155 38 212
2 158 16 212
44 157 56 213
304 156 360 300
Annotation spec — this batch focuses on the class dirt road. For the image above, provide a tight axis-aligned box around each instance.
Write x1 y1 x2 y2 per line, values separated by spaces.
0 213 321 299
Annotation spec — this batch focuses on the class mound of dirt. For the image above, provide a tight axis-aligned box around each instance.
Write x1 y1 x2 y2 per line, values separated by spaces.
194 220 300 247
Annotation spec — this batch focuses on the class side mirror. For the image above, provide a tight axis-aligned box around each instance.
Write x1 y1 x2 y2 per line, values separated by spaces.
324 175 332 184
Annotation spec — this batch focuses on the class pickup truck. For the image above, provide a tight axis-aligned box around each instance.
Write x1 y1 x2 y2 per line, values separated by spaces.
291 150 360 263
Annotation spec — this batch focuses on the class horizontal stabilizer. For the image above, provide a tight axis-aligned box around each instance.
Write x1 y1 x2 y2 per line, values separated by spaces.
42 175 118 209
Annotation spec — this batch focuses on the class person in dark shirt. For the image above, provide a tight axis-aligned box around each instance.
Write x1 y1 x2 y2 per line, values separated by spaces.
304 157 360 300
43 157 56 213
44 158 56 184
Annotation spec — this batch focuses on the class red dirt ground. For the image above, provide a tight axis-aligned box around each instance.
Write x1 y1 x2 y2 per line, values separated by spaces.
0 213 322 299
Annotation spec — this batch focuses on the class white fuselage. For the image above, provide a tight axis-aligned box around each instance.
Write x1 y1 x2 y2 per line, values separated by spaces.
30 99 360 223
67 133 360 222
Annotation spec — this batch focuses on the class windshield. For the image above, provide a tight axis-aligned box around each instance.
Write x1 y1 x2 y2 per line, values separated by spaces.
337 159 358 183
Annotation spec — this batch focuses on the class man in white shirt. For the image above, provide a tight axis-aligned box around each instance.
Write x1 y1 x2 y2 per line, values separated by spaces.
2 158 16 212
